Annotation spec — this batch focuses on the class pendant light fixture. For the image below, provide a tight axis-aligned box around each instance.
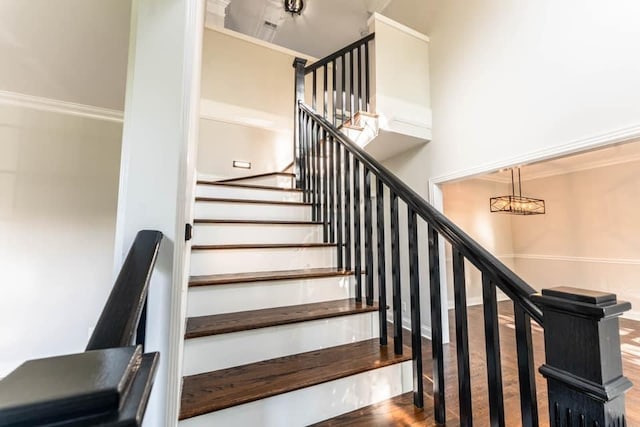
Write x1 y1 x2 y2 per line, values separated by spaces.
284 0 304 15
490 168 545 215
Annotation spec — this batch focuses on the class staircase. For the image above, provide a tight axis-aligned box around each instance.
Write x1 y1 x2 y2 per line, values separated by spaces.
178 173 413 426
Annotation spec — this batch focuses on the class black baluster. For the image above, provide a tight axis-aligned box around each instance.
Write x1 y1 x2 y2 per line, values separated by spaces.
350 50 355 122
376 178 387 345
452 248 473 426
335 143 343 269
344 152 352 271
323 65 328 119
322 130 329 242
353 158 362 302
299 111 306 199
332 61 337 127
341 54 346 126
482 273 506 427
515 305 539 427
408 207 424 408
428 225 446 423
310 121 316 219
365 41 370 111
391 191 402 355
312 70 317 111
303 112 310 203
328 136 335 244
357 45 363 112
315 123 321 221
364 168 374 306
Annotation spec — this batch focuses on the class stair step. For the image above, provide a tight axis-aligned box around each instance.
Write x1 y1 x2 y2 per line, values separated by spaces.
195 197 309 206
196 181 303 202
194 198 311 221
185 299 378 338
192 242 336 250
197 181 302 192
189 267 353 287
310 392 456 427
215 172 295 184
179 338 410 420
192 220 323 245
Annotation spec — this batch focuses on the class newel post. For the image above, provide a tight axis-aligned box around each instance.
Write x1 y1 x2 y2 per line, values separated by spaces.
531 287 632 426
293 57 307 190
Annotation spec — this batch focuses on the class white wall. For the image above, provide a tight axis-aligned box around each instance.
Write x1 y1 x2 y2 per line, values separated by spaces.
0 104 122 377
198 28 314 179
383 0 640 186
0 0 131 110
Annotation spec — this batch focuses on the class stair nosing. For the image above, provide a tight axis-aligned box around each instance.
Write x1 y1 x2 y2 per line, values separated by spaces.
193 219 322 225
189 268 354 287
184 299 379 339
179 338 410 420
215 172 295 183
197 181 303 192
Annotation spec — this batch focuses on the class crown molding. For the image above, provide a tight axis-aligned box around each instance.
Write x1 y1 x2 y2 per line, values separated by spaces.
0 90 123 123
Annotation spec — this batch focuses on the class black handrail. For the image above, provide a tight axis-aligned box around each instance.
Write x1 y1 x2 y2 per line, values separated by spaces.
298 102 543 325
305 33 375 75
86 230 163 351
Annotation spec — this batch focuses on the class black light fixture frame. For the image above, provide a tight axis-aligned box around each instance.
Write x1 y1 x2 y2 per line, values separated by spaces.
490 168 545 215
284 0 304 16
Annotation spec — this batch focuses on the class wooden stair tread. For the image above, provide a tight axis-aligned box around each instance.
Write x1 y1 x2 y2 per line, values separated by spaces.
310 392 460 427
192 242 337 250
215 172 295 183
185 299 378 338
189 267 354 287
195 197 310 206
194 219 321 225
179 338 410 420
197 181 302 192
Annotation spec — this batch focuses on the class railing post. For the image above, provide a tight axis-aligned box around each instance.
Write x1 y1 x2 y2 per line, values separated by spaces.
532 287 632 427
293 57 308 190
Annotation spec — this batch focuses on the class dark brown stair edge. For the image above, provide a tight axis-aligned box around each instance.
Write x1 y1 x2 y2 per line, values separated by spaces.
194 219 322 225
185 299 379 339
191 242 337 250
195 197 310 206
310 391 460 427
215 171 295 183
179 338 411 420
196 181 302 192
189 267 354 287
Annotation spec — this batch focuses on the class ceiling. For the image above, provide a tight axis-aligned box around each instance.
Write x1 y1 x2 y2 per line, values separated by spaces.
224 0 393 58
484 139 640 183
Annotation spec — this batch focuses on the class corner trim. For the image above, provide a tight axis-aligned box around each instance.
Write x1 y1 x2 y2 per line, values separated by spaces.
0 90 124 123
368 13 430 43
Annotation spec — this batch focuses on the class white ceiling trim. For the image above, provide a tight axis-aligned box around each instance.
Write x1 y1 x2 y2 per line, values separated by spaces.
0 89 123 123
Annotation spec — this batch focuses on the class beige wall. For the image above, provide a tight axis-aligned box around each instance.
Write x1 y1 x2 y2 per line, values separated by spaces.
0 0 130 110
0 105 122 376
198 28 312 178
442 163 640 319
442 179 515 306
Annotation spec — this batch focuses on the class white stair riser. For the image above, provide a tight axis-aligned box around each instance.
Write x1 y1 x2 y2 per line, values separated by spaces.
187 276 353 317
196 185 302 202
182 313 378 376
225 175 294 188
194 201 310 221
178 361 412 427
192 223 323 245
190 247 336 275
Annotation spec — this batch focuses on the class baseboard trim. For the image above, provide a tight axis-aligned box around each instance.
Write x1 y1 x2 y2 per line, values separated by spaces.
0 90 124 123
511 253 640 266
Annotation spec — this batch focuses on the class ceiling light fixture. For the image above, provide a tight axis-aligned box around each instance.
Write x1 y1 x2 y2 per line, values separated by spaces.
490 168 545 215
284 0 304 16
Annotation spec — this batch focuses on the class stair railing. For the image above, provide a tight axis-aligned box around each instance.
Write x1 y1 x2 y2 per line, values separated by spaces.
293 37 632 427
0 230 163 426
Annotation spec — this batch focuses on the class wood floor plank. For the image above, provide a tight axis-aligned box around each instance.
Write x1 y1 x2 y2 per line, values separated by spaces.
193 218 322 225
179 339 410 420
189 267 354 287
215 172 295 183
185 299 378 339
310 392 460 427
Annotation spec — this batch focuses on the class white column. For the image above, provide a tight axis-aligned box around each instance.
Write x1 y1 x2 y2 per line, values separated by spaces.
114 0 204 425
